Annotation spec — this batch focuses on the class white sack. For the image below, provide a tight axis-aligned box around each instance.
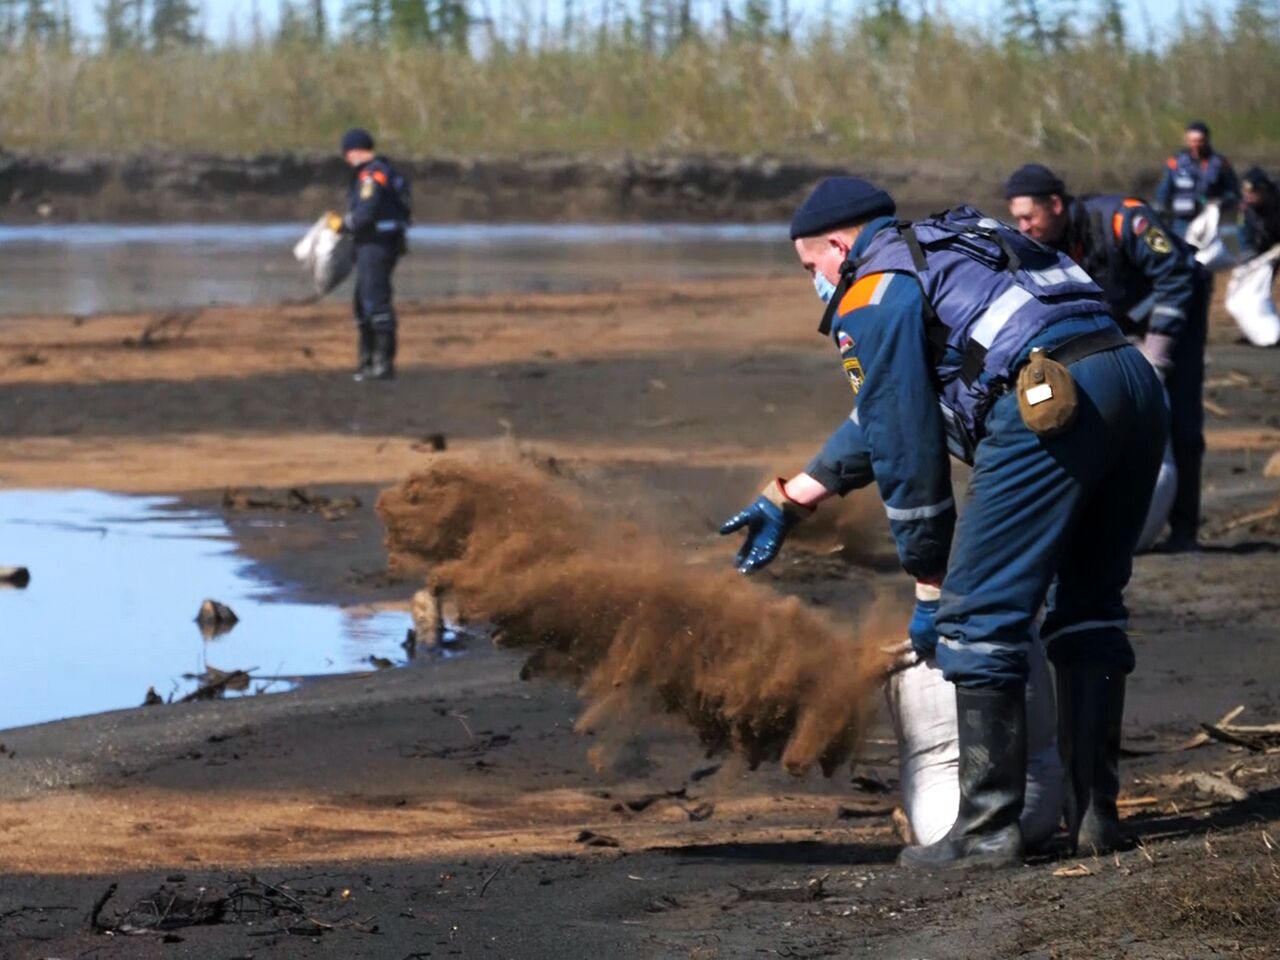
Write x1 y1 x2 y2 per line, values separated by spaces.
1186 202 1244 273
293 215 354 296
1225 246 1280 348
885 638 1063 847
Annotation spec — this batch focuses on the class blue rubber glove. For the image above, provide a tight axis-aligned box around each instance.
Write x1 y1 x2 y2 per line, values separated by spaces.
719 478 813 574
908 581 942 658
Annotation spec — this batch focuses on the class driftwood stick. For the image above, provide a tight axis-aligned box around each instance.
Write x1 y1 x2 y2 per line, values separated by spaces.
88 883 118 931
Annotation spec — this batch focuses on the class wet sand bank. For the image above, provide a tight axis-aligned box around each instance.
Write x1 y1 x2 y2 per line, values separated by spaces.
0 277 1277 957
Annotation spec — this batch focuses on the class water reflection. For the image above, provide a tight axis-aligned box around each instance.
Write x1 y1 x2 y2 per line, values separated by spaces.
0 489 412 730
0 221 794 316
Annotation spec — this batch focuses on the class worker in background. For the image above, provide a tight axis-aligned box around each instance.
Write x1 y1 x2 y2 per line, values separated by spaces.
720 178 1164 868
337 128 412 381
1240 166 1280 255
1155 121 1238 238
1006 163 1209 552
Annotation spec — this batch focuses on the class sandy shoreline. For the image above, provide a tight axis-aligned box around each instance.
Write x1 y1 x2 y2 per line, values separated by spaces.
0 278 1278 957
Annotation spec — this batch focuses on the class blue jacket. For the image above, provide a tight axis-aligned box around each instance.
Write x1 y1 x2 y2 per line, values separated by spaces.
1059 195 1205 340
805 211 1112 580
345 156 411 244
1155 150 1238 223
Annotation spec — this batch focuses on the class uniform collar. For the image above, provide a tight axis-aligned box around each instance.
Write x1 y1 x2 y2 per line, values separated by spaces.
818 216 897 338
847 215 897 263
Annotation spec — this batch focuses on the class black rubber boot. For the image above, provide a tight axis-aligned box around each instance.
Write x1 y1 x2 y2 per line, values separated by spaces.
352 325 375 381
369 328 396 381
1056 664 1129 854
899 686 1027 871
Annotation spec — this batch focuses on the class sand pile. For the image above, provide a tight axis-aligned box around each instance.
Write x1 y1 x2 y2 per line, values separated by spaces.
377 458 900 776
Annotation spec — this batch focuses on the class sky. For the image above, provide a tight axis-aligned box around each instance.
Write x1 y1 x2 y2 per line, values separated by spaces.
59 0 1194 46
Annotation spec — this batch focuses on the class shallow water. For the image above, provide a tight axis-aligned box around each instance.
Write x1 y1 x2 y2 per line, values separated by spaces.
0 489 415 730
0 222 793 316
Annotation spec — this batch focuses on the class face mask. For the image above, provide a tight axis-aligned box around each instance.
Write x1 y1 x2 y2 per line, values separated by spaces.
813 271 838 304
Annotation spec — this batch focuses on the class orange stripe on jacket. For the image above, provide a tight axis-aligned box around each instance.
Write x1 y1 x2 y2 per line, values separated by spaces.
837 273 889 318
1112 199 1144 242
360 170 389 185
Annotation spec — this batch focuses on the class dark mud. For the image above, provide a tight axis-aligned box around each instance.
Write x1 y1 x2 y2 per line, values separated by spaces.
0 283 1277 958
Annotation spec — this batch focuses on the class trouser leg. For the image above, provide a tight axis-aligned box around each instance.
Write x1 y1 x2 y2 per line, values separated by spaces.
355 243 399 381
1164 282 1207 545
1043 344 1165 853
917 343 1162 867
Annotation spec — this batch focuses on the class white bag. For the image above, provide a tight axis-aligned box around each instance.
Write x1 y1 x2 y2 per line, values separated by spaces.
293 215 354 296
885 637 1063 847
1186 202 1244 273
1225 246 1280 348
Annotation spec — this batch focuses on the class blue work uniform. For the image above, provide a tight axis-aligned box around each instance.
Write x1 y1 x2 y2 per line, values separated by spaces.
345 156 411 333
1155 150 1239 237
807 211 1165 688
1057 195 1209 542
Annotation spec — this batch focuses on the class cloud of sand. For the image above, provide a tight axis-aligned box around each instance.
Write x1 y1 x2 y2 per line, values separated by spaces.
377 458 904 776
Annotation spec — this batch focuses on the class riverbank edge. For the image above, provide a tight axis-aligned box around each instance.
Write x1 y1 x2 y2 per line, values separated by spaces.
0 151 1211 224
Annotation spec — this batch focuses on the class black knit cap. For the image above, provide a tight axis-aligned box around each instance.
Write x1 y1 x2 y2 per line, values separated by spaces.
1005 163 1068 200
340 128 375 152
789 177 897 240
1243 166 1274 192
1186 120 1210 137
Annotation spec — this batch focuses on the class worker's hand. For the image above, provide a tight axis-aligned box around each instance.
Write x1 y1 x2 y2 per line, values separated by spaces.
1139 332 1176 383
325 211 346 233
907 581 942 658
719 478 813 574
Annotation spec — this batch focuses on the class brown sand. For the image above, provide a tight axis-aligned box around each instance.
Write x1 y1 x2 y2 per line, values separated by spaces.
378 458 902 776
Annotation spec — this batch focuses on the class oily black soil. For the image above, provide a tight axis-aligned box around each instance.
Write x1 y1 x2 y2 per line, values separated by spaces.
0 278 1277 958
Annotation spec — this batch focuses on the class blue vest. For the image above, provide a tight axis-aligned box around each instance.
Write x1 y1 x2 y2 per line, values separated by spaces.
1167 151 1228 220
833 207 1107 457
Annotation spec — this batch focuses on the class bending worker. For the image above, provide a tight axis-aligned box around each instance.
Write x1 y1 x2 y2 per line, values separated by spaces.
338 128 411 381
1241 166 1280 256
1006 164 1209 551
720 178 1164 868
1155 120 1238 238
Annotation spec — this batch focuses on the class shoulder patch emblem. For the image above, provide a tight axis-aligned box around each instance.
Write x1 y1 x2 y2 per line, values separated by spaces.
1131 214 1149 236
1144 227 1172 255
359 178 375 200
843 356 865 395
837 331 855 354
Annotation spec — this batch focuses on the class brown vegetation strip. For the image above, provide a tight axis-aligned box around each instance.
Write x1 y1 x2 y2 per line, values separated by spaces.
0 788 875 874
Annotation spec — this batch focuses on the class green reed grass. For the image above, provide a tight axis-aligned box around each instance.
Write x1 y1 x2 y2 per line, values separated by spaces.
2 22 1278 167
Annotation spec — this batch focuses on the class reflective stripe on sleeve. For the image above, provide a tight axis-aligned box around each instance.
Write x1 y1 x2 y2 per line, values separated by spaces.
938 635 1019 657
884 497 955 522
868 272 894 305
